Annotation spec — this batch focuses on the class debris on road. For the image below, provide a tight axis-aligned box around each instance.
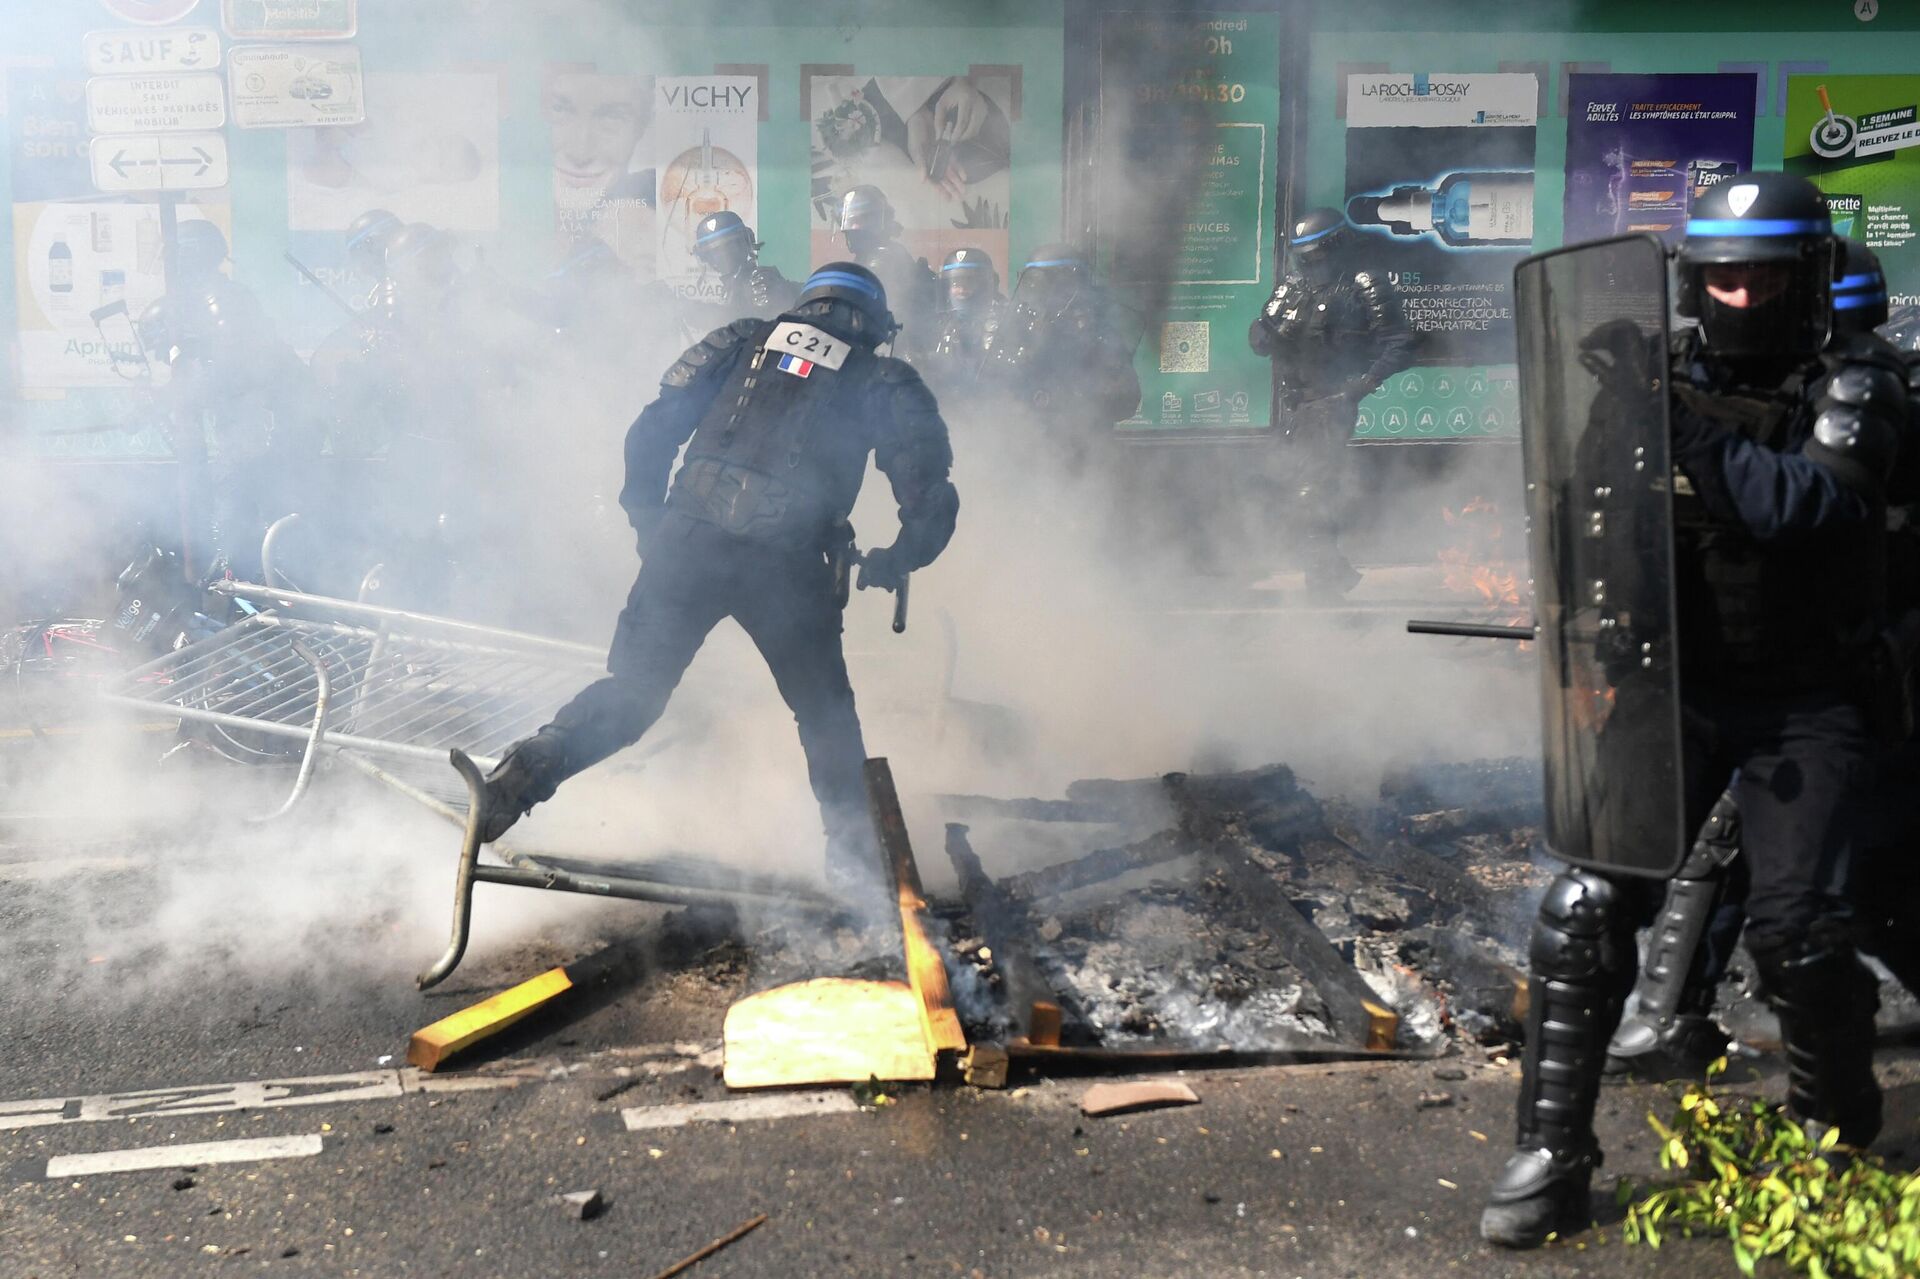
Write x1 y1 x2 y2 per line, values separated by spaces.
554 1189 605 1220
645 1212 769 1279
408 966 575 1072
1080 1079 1200 1117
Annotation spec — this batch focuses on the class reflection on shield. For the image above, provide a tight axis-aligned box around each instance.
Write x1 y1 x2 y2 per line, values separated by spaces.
1515 233 1687 878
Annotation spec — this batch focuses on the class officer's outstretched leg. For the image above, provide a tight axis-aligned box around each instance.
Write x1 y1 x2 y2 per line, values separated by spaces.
734 551 880 901
478 542 729 843
1748 929 1883 1147
1482 869 1638 1249
1606 788 1742 1078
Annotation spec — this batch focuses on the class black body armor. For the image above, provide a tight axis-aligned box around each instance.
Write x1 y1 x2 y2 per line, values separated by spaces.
1249 267 1410 403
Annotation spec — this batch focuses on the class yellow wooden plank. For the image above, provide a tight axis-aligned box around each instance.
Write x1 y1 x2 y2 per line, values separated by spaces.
407 967 574 1072
1363 1000 1400 1053
866 758 967 1057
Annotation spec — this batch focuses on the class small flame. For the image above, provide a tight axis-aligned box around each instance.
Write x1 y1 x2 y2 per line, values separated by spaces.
1436 498 1530 625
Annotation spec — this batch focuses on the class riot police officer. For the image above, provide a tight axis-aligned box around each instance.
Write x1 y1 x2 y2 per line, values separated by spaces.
344 208 404 293
1603 237 1920 1082
1249 208 1413 600
922 247 1005 400
838 186 937 358
1484 174 1907 1248
688 210 798 319
979 245 1141 452
472 262 959 888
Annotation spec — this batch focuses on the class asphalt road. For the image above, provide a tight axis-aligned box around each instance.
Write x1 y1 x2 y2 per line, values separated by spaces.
4 732 1917 1277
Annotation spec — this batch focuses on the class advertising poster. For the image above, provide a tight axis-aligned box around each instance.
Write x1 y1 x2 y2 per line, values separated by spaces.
1343 71 1536 441
807 71 1015 273
1786 75 1920 307
1100 11 1277 432
10 71 94 204
653 75 759 303
13 201 226 389
286 72 499 232
542 65 655 272
1564 74 1756 245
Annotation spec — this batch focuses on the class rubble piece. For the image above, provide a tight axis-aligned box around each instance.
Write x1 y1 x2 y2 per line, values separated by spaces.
944 823 1075 1043
1379 759 1542 837
962 1045 1010 1089
867 759 967 1057
1080 1079 1200 1117
1416 1091 1455 1109
645 1213 768 1279
1027 1002 1063 1048
721 978 935 1089
406 966 574 1073
554 1189 605 1221
999 829 1191 901
1205 834 1399 1051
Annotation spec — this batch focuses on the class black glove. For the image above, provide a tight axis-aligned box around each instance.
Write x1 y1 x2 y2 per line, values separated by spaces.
858 546 909 593
1343 375 1377 401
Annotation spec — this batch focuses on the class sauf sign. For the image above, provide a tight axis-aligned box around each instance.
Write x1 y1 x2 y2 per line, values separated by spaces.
86 27 222 76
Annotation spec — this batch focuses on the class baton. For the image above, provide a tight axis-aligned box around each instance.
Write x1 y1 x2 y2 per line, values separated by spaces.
283 251 366 322
1406 619 1536 641
892 574 910 634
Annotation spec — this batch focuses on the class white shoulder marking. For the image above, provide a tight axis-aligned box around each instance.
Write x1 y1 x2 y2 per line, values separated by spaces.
764 321 850 371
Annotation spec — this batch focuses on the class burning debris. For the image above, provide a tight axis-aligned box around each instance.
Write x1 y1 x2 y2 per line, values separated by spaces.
929 759 1547 1059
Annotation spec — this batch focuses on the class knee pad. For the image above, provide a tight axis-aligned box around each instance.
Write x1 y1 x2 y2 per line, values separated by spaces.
1530 870 1631 982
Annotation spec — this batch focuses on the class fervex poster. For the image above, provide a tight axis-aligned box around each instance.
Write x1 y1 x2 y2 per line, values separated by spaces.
1343 72 1535 441
1786 75 1920 310
1564 73 1757 246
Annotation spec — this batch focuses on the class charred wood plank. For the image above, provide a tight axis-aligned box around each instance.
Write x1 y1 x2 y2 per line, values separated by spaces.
865 758 967 1057
934 794 1126 824
998 828 1192 901
943 823 1081 1043
1203 833 1397 1050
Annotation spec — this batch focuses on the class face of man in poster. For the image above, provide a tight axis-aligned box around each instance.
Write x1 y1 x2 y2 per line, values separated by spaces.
544 70 654 271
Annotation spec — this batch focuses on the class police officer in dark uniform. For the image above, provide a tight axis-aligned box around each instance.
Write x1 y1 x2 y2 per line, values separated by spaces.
1603 237 1920 1081
979 245 1142 452
689 210 798 319
838 186 938 359
922 247 1005 399
472 263 959 887
1484 174 1908 1248
1249 208 1414 600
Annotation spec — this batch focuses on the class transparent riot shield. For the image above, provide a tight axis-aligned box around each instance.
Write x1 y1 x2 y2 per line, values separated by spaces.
1515 234 1686 878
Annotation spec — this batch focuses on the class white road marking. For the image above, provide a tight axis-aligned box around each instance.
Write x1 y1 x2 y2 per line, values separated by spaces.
621 1091 861 1131
0 1045 711 1131
46 1133 325 1178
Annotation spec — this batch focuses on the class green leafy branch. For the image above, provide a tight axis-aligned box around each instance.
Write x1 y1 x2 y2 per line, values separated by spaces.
1620 1059 1920 1278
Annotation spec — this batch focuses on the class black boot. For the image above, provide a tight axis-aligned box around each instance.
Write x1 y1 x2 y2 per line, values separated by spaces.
1483 871 1636 1249
1604 1011 1730 1081
477 730 567 844
1751 937 1882 1148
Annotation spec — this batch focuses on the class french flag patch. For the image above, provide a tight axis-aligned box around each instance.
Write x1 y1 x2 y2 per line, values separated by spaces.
776 352 814 378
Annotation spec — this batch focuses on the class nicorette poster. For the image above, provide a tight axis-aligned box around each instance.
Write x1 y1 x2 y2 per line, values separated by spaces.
1785 75 1920 308
1344 72 1537 369
1564 73 1757 246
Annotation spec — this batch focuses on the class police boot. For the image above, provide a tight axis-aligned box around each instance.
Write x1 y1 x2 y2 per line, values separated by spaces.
1482 871 1636 1249
1604 1010 1730 1081
1751 937 1883 1148
476 730 567 844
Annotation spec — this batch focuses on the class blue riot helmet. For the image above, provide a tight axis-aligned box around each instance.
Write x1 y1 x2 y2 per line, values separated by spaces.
1677 171 1836 360
1834 239 1890 335
173 218 228 286
940 247 999 314
838 185 898 258
345 208 404 279
1288 207 1354 286
1012 244 1089 317
793 261 895 345
693 210 756 277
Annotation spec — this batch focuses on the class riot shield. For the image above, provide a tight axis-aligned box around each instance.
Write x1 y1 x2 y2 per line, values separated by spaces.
1515 234 1686 878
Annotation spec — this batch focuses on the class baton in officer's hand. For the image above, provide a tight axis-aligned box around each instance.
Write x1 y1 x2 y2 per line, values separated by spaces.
855 553 911 634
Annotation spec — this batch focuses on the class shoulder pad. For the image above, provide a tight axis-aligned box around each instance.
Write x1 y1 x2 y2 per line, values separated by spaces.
661 319 765 389
1352 271 1374 289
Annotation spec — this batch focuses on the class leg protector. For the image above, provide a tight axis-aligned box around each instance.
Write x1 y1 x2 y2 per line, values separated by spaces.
1484 869 1637 1249
1749 934 1883 1147
1607 790 1741 1076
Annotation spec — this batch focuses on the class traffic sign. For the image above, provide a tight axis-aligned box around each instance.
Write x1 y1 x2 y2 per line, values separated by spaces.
86 72 226 132
228 45 362 127
86 27 221 75
89 131 229 191
223 0 355 40
99 0 203 24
